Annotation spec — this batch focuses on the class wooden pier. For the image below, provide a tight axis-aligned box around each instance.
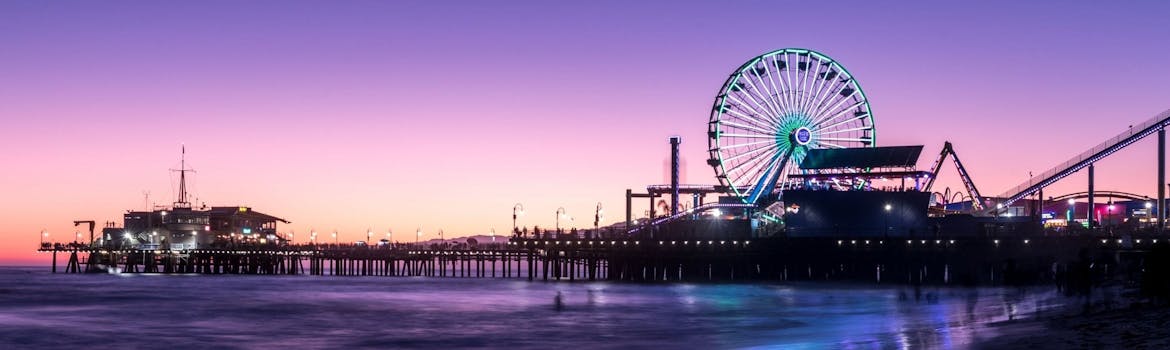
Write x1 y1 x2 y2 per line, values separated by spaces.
37 236 1160 285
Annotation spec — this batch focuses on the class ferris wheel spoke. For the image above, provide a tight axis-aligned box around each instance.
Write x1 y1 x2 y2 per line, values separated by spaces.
816 124 872 136
723 143 779 172
723 112 779 134
736 75 784 122
766 55 799 116
813 99 867 128
809 74 853 118
740 69 785 118
806 72 848 123
715 139 775 151
805 62 837 118
811 88 860 126
783 53 798 114
720 119 778 135
725 93 777 125
818 137 873 143
761 56 795 117
816 111 869 133
729 149 782 190
796 55 819 115
719 133 780 139
734 149 784 197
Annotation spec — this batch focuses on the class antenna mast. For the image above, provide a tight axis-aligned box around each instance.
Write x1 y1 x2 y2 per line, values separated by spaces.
172 145 194 209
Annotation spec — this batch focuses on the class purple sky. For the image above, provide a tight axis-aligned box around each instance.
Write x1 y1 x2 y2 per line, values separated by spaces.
2 1 1169 263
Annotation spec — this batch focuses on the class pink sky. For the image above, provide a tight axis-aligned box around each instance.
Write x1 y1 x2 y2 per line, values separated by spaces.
3 1 1169 264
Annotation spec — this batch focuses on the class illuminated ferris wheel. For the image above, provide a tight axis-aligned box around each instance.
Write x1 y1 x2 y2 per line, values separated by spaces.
707 48 876 204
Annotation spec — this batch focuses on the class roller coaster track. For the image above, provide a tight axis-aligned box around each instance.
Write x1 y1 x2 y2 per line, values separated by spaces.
999 108 1170 207
1049 191 1150 203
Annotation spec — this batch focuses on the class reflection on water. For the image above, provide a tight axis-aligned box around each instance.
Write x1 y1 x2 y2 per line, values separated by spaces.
0 267 1067 349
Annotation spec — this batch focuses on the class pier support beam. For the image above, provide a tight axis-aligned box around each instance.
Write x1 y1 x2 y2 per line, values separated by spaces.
670 136 680 216
1160 128 1166 233
1088 164 1095 229
626 189 632 230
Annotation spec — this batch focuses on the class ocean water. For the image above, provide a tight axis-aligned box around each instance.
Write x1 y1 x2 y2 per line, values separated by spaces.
0 267 1068 349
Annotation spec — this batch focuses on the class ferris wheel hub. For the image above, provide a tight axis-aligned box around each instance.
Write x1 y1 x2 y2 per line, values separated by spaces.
793 127 812 146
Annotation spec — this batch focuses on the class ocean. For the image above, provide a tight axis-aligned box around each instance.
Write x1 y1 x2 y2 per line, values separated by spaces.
0 266 1071 349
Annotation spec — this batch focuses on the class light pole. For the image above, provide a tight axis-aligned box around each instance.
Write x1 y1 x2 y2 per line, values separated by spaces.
1068 199 1076 225
75 231 81 243
513 203 525 236
41 230 48 245
310 230 318 244
366 228 372 244
490 228 496 242
386 229 393 244
416 227 421 244
1107 202 1115 229
331 230 338 244
556 207 567 232
1146 201 1154 229
883 204 891 236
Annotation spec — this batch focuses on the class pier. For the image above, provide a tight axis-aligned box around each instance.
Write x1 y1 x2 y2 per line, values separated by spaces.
38 234 1161 285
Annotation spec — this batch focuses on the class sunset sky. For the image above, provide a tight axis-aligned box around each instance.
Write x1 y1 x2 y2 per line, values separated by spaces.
3 1 1169 264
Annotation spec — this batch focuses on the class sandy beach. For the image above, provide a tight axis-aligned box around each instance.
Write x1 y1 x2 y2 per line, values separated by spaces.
977 290 1170 349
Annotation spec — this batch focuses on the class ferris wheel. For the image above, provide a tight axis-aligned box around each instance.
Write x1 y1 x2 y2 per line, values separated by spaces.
707 48 875 204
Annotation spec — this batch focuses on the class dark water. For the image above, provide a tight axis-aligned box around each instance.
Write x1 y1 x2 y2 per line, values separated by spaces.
0 267 1068 349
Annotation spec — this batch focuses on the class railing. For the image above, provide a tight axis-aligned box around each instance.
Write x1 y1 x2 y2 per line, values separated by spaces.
627 203 756 234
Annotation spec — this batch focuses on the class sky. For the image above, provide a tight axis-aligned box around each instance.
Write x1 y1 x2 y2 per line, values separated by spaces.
2 1 1169 264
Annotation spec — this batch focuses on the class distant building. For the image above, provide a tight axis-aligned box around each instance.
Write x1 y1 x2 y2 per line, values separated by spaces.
102 206 289 250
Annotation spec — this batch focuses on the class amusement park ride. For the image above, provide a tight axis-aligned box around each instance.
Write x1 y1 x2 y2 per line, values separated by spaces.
627 47 1170 237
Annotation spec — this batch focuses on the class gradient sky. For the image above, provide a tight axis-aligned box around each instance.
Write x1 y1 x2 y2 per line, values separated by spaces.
3 1 1169 264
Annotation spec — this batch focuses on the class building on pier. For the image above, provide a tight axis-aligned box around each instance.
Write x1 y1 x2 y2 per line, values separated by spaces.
97 147 291 250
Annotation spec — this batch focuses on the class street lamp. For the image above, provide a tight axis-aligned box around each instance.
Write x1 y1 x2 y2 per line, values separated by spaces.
1107 201 1115 228
386 229 393 244
75 231 81 243
1146 201 1154 228
331 230 338 244
1068 199 1076 224
366 228 373 244
556 207 567 232
490 228 496 242
513 203 525 236
310 230 318 244
416 227 421 244
41 230 48 245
